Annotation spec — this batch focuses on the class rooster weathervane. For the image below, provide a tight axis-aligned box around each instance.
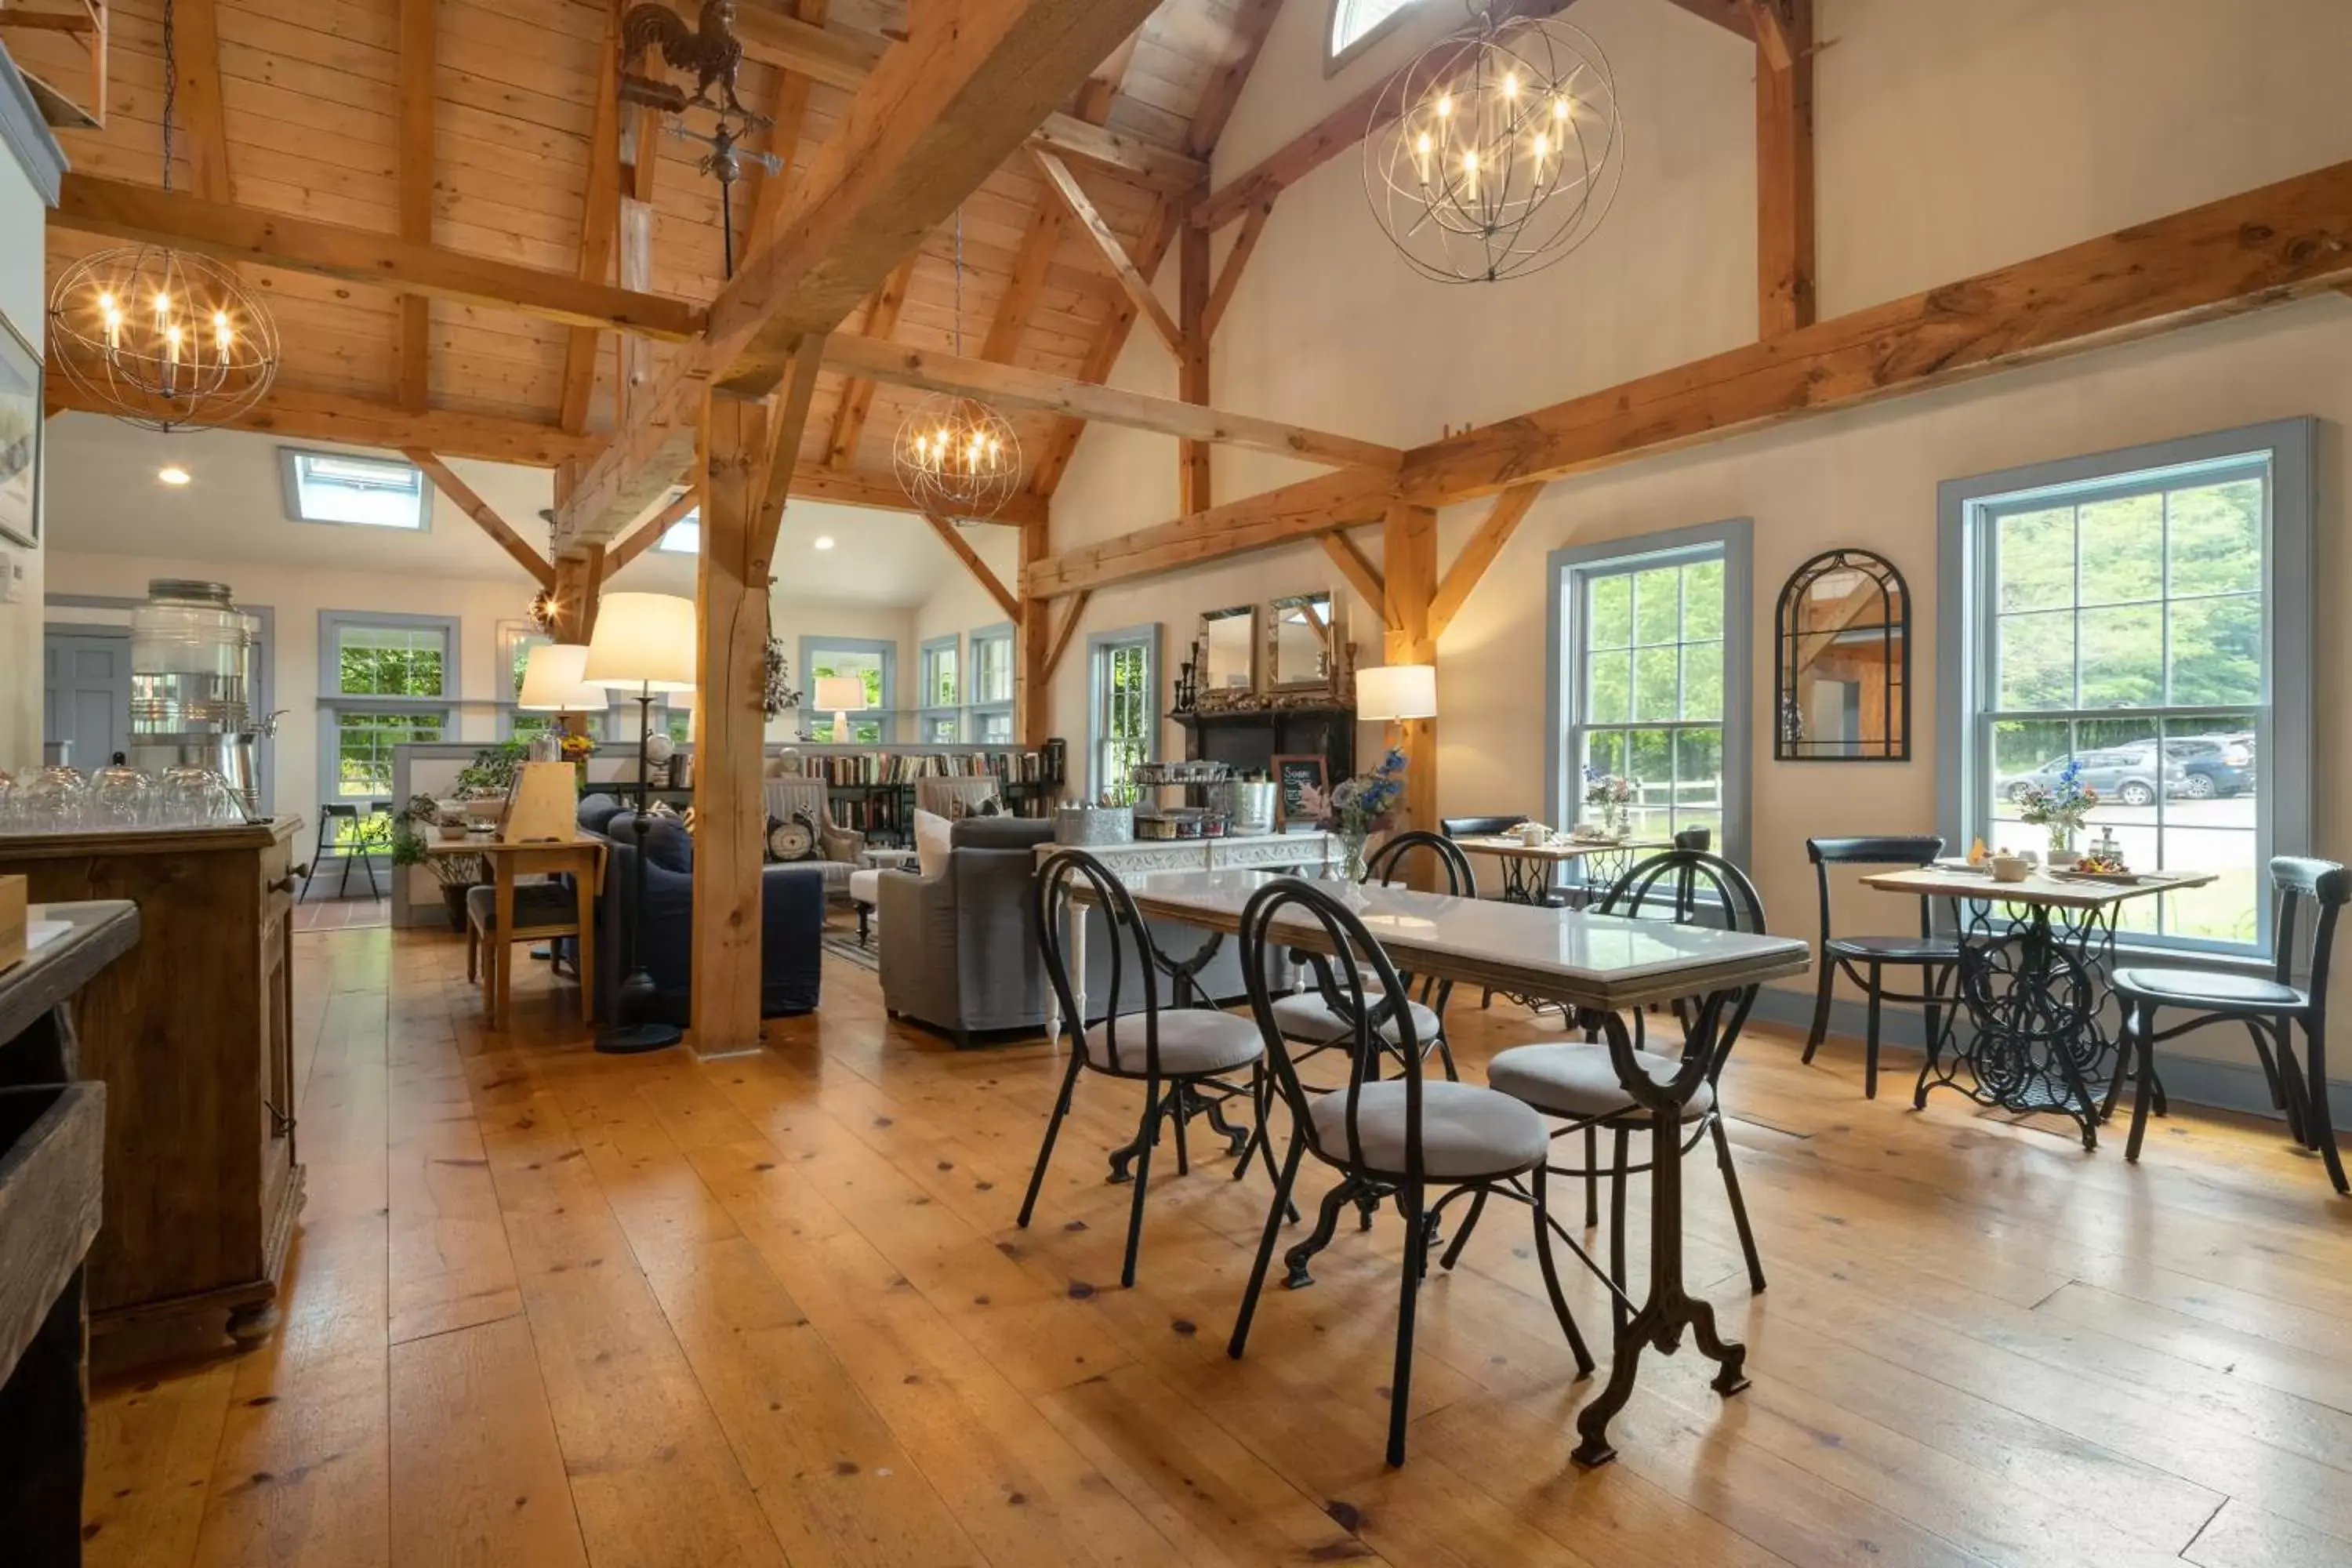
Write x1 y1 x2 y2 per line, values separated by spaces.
619 1 782 274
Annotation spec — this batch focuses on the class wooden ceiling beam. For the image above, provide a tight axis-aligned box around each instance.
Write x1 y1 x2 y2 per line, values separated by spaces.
608 485 701 574
1427 482 1543 640
49 176 706 340
405 449 556 588
1186 0 1283 158
822 253 918 469
920 511 1022 622
1320 533 1388 628
1029 148 1182 355
742 0 833 257
1074 27 1143 124
753 337 829 551
1755 0 1814 337
396 0 437 412
791 461 1048 525
1041 589 1091 678
1022 467 1396 598
1189 0 1571 232
823 332 1403 471
1202 196 1273 340
46 379 597 468
558 0 1162 553
559 0 627 434
172 0 232 201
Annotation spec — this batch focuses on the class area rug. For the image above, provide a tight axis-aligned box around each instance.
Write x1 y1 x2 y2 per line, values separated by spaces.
821 929 880 973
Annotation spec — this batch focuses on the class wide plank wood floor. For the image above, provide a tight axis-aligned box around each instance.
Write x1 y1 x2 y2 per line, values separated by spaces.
78 921 2352 1567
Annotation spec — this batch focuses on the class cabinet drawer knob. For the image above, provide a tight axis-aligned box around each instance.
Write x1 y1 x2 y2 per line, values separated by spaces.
269 869 305 894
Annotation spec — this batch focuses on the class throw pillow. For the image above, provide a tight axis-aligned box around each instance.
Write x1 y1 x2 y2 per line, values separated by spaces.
913 808 954 880
947 791 1004 820
764 813 822 863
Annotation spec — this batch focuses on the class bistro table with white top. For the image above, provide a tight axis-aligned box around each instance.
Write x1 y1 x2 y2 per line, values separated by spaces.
1862 862 2216 1147
1056 864 1810 1467
1450 833 1672 906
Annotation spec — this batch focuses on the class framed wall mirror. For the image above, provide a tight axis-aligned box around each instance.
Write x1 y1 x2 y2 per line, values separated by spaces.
1200 604 1258 696
1775 548 1911 761
1267 592 1336 692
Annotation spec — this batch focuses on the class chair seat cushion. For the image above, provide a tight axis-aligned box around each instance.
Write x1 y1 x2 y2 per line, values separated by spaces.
2112 967 2307 1010
1269 992 1441 1045
1486 1042 1715 1122
1308 1080 1548 1180
848 869 882 906
1826 935 1960 962
1085 1010 1264 1077
465 881 578 934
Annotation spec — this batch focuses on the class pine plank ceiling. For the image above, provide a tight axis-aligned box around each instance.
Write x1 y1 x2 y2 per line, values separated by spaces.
27 0 1263 493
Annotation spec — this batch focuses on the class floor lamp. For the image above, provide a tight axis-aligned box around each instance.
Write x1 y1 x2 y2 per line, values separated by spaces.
583 593 697 1054
516 641 608 962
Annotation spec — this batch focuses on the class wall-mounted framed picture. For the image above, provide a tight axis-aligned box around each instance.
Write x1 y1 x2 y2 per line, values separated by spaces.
0 311 41 550
1272 753 1327 831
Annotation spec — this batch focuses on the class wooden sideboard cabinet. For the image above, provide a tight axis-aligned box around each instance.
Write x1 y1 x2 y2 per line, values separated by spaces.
0 819 305 1346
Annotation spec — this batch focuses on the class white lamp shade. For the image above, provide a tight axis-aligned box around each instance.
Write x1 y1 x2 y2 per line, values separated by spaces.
516 643 607 711
582 592 697 691
669 686 697 710
1357 662 1438 720
814 675 868 712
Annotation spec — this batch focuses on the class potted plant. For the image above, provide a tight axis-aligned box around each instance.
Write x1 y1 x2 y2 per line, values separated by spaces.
1319 746 1408 883
390 793 482 930
454 739 529 828
2015 757 2099 866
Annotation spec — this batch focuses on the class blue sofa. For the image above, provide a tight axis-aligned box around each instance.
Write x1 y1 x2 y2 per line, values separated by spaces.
575 795 825 1025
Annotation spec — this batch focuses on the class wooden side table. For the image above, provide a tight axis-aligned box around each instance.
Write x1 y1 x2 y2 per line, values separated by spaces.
430 837 608 1029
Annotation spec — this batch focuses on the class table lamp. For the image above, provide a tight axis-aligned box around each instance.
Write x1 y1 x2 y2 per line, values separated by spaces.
814 674 867 744
517 643 607 758
583 593 696 1054
1356 663 1438 721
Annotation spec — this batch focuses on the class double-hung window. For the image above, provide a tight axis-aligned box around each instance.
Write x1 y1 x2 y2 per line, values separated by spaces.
1941 419 2314 954
968 622 1015 744
800 637 895 743
1549 521 1754 866
1087 625 1160 803
320 612 458 807
918 635 962 743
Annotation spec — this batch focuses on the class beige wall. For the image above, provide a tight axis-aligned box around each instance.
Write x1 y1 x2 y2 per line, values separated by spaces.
1036 0 2352 1088
0 56 56 773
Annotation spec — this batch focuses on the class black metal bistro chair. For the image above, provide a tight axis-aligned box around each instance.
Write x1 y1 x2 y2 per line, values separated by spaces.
2110 856 2349 1194
302 801 385 901
1018 850 1270 1286
1479 851 1772 1334
1802 836 1958 1098
1228 877 1573 1469
1266 830 1474 1081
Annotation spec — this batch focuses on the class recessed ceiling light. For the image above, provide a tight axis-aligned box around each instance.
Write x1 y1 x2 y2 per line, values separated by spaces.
813 535 835 550
158 466 191 486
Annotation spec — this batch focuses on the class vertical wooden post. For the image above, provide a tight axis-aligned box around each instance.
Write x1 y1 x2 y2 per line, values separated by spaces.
1755 0 1815 337
689 390 771 1057
1017 513 1051 750
1178 197 1212 513
1381 501 1438 841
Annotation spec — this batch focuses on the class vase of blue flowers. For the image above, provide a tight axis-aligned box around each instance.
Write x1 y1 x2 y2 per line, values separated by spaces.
2015 757 2099 866
1321 746 1409 883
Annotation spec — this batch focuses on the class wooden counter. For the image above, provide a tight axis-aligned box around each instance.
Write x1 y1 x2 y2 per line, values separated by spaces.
0 821 305 1346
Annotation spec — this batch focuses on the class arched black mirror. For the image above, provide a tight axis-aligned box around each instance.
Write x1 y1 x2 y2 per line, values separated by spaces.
1775 548 1910 761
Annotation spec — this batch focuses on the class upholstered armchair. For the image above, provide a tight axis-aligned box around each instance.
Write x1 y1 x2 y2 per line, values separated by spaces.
763 778 866 898
914 776 1004 818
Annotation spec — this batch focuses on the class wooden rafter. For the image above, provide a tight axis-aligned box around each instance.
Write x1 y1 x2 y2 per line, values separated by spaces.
1186 0 1283 158
559 0 626 434
742 0 833 257
397 0 436 412
405 450 556 589
608 485 700 574
1043 590 1091 681
49 176 705 340
46 379 596 467
822 334 1403 470
557 0 1164 552
919 512 1022 622
1428 482 1544 640
1023 467 1396 597
1029 148 1182 354
753 338 830 550
1321 533 1388 628
1178 199 1210 510
171 0 230 201
823 253 919 469
1189 0 1570 232
1202 197 1272 340
1755 0 1814 336
1075 27 1142 123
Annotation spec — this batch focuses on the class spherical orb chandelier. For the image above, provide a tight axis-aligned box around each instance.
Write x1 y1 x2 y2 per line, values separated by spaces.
1365 4 1625 285
45 0 279 432
894 393 1022 521
894 207 1021 519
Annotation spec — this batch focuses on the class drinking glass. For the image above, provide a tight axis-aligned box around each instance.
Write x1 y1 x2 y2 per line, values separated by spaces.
19 767 89 833
91 764 157 828
160 765 223 827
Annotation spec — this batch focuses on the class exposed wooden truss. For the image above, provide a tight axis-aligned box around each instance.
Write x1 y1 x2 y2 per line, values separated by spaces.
1428 483 1544 640
1023 467 1396 597
49 176 706 341
558 0 628 434
1202 198 1274 340
0 0 107 129
821 334 1403 471
607 486 701 575
396 0 435 412
918 513 1022 622
1320 533 1388 627
1178 201 1211 510
405 449 555 588
172 0 230 201
557 0 1164 554
822 256 919 470
1029 148 1182 354
44 379 597 467
1755 0 1815 336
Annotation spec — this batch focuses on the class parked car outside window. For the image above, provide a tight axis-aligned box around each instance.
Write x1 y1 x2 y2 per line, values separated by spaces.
1998 747 2186 808
2159 733 2256 799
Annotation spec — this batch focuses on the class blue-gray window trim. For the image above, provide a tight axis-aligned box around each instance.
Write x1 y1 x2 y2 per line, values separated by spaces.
1936 416 2314 960
917 633 962 739
1086 622 1162 802
798 634 898 742
319 610 458 805
1544 518 1755 873
967 619 1016 723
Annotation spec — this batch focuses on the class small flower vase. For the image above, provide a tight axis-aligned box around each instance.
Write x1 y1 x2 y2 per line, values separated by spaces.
2045 822 2077 866
1340 830 1370 885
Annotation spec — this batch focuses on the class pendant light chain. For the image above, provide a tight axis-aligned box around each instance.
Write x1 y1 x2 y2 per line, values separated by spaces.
952 208 964 358
893 201 1020 517
161 0 176 194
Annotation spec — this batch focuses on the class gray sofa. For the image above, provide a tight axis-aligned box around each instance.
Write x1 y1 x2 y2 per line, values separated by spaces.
877 817 1258 1046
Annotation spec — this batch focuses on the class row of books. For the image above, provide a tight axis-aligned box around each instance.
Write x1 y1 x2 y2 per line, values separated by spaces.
822 791 1051 841
782 748 1065 788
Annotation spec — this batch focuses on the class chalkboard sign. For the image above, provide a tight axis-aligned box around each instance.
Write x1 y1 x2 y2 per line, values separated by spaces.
1272 754 1327 830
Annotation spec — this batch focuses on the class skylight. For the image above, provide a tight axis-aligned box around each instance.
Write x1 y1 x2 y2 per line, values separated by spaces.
1330 0 1423 60
658 510 702 554
281 449 429 530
